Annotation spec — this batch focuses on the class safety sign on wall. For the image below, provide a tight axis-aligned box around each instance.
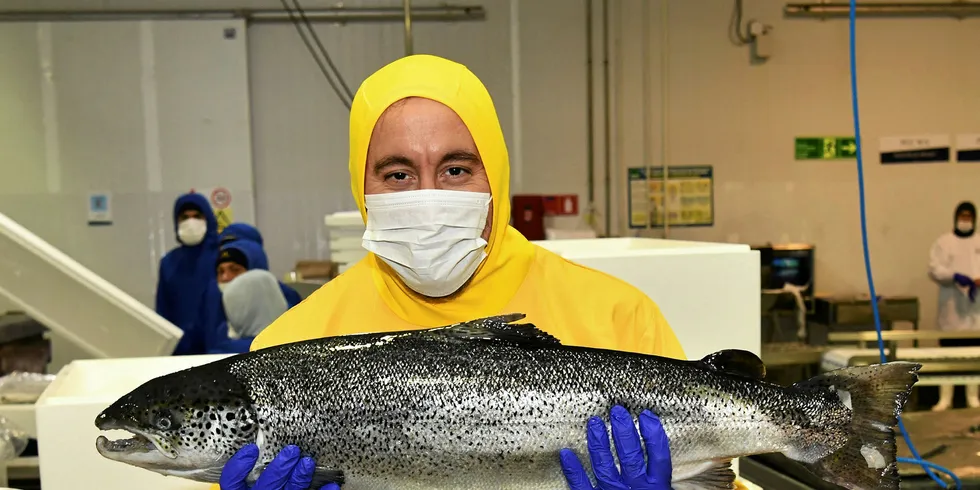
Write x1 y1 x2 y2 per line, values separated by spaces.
211 187 232 210
87 192 112 226
627 166 714 229
956 134 980 163
879 134 950 164
794 136 857 160
199 187 234 233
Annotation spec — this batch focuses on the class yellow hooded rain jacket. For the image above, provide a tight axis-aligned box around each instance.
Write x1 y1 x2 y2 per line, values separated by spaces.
251 54 685 359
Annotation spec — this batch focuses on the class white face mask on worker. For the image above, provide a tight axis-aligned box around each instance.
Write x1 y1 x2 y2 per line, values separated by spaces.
178 218 207 246
362 189 491 298
957 220 974 233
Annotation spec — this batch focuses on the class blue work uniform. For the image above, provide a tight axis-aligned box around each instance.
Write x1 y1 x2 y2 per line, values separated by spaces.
154 193 221 356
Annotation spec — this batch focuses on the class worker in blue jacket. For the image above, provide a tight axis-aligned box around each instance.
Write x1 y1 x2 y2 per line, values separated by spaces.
217 222 302 306
199 239 302 353
155 192 221 356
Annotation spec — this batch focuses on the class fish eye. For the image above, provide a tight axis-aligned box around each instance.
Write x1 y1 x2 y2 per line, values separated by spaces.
154 415 172 431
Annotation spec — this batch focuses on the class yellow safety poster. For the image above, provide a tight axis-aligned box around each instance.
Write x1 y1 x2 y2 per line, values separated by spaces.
627 166 714 229
214 208 234 233
201 187 234 233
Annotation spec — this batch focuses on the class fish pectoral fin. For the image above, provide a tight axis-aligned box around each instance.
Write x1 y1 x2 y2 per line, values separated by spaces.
671 459 736 490
310 467 345 488
197 466 225 482
697 350 766 380
247 461 344 487
428 314 562 348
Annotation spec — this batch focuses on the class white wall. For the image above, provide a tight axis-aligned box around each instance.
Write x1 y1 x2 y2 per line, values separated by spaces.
3 0 978 332
607 0 980 330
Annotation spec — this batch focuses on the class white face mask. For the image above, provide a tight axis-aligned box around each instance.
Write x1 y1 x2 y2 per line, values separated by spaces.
957 220 974 233
217 281 229 293
177 218 207 246
362 189 491 298
226 322 241 339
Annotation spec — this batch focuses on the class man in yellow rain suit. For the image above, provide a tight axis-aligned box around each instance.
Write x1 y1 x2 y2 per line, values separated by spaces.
215 54 697 490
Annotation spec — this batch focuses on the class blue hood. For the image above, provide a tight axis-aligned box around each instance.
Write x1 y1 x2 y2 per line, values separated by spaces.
218 235 302 309
220 223 264 247
221 239 270 271
156 192 222 356
173 192 219 246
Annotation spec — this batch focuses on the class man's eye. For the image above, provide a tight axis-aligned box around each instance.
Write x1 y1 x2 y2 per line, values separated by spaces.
446 167 469 177
387 172 409 180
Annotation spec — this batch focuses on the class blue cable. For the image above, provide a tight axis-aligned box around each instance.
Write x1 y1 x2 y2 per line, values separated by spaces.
847 1 961 487
899 458 963 486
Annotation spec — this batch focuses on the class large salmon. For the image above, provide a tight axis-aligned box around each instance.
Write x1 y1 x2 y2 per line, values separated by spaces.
95 314 920 489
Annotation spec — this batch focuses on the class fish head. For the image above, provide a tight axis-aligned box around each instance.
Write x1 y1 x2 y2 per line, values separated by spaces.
94 365 258 482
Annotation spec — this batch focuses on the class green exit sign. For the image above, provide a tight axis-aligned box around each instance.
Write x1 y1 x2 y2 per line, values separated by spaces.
795 137 858 160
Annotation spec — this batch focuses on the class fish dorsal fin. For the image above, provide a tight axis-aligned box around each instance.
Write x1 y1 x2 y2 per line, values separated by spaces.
430 313 562 348
698 349 766 380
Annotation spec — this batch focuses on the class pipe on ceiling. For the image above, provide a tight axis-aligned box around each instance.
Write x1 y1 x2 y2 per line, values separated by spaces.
785 2 980 18
601 0 612 238
403 0 414 55
585 0 596 230
0 6 486 23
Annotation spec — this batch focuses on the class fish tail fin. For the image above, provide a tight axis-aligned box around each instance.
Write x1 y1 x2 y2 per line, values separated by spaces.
790 362 921 490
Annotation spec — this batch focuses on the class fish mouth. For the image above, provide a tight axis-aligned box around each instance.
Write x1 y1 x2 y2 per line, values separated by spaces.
95 433 156 454
95 419 177 460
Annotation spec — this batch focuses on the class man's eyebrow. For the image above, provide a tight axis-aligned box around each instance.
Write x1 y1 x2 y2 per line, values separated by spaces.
441 150 480 165
373 155 416 175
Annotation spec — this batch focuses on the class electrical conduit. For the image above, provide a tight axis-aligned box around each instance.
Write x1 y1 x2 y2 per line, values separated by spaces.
847 0 960 486
660 0 670 239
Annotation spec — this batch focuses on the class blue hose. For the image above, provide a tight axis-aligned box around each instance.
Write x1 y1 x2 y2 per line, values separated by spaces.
847 1 961 487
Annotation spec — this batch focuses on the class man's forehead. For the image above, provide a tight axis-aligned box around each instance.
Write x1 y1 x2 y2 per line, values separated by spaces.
368 97 479 159
376 97 462 126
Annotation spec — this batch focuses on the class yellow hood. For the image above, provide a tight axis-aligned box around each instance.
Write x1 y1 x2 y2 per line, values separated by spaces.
348 54 535 327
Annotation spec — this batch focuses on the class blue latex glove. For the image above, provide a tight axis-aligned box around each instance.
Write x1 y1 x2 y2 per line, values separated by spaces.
219 444 340 490
559 405 672 490
954 273 974 288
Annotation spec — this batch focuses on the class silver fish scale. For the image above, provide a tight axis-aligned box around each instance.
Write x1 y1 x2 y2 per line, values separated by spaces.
224 330 847 489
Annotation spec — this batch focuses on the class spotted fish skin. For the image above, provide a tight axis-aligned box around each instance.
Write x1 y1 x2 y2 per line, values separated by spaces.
96 315 921 490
